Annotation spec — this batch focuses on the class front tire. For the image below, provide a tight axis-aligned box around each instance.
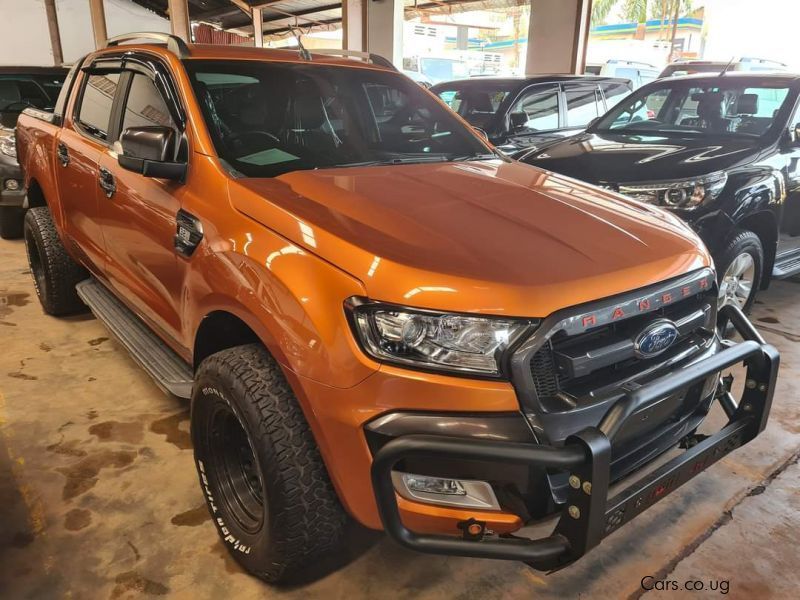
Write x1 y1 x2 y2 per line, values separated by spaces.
716 229 763 313
23 207 88 315
191 344 346 583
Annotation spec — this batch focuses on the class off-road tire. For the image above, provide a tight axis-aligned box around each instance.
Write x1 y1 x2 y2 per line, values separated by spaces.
191 344 346 583
0 206 25 239
23 207 87 315
715 228 763 314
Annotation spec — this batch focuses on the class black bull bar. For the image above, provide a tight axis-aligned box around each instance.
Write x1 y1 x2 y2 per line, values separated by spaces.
370 305 779 569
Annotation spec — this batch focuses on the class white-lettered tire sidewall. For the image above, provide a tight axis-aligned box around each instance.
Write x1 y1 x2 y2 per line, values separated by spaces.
191 379 273 574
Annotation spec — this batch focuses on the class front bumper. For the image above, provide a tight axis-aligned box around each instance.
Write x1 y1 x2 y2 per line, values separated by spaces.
370 305 778 568
0 188 25 208
0 153 24 208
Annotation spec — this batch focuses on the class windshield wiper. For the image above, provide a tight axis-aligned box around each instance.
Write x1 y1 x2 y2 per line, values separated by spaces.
450 152 499 162
331 156 450 168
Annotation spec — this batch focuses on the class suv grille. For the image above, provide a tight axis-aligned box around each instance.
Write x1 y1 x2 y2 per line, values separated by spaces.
512 269 717 414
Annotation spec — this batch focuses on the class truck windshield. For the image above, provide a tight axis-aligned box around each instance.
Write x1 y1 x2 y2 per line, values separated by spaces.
594 79 793 138
184 60 491 178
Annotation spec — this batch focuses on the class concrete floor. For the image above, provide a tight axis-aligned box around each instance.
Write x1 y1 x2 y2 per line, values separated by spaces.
1 235 798 600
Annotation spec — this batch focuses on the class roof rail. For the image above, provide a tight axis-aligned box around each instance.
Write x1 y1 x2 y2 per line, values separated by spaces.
106 32 190 59
310 49 396 71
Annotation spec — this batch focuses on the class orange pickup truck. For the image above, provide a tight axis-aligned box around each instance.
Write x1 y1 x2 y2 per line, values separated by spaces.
15 33 779 583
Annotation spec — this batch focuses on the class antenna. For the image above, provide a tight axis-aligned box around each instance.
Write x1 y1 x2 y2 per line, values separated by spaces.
289 27 311 61
719 57 736 76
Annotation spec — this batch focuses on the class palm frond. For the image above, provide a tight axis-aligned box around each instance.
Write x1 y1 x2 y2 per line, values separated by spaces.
591 0 620 25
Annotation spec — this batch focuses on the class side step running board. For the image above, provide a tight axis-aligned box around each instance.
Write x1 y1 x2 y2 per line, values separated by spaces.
76 279 194 398
773 248 800 279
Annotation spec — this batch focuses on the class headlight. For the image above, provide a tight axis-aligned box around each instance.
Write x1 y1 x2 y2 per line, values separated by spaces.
619 171 728 209
346 298 533 377
0 135 16 158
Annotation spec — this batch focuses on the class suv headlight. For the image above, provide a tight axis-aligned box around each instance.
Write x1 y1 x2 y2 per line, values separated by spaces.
0 134 16 158
346 298 533 377
619 171 728 209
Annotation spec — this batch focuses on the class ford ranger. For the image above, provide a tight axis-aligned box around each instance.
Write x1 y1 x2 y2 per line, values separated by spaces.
14 34 779 583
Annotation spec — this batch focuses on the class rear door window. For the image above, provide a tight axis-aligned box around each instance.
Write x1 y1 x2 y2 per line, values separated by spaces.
600 81 632 110
564 86 602 128
76 73 120 141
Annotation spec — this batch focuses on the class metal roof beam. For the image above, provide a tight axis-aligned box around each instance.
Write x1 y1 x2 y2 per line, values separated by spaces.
260 3 341 24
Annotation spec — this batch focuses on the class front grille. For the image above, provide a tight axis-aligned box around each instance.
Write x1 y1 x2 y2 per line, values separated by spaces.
530 296 710 405
530 342 559 399
513 269 718 414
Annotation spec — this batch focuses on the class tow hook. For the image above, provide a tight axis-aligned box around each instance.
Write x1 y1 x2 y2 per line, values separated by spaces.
457 518 488 541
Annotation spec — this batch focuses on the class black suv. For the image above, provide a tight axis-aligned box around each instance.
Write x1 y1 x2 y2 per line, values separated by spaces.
431 75 631 154
521 73 800 311
0 66 68 238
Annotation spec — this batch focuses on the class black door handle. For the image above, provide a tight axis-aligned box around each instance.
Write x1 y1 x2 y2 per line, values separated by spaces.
98 167 116 198
57 142 69 167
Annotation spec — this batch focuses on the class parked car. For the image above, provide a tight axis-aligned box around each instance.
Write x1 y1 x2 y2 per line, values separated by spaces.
402 68 433 88
402 55 469 84
0 66 68 238
586 59 659 89
659 57 789 78
16 34 778 583
431 75 632 154
520 73 800 311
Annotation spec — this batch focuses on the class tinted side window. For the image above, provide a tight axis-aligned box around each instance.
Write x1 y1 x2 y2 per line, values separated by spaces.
510 88 559 131
121 74 175 131
76 73 120 140
601 81 632 110
565 87 601 128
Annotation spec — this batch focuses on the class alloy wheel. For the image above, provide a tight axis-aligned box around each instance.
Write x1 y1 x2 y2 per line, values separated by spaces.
718 252 756 310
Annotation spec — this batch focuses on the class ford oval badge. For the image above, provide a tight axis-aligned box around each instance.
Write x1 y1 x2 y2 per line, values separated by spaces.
634 320 679 359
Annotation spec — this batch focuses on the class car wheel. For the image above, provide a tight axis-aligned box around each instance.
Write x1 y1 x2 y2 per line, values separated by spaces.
0 206 25 239
191 344 346 583
23 207 88 315
716 229 763 314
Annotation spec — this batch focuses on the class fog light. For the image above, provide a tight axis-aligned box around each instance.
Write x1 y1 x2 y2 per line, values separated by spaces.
4 179 20 191
392 471 500 510
404 474 466 496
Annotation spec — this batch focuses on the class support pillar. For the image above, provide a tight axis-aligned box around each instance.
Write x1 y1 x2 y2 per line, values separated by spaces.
89 0 108 50
342 0 367 52
253 8 263 47
525 0 592 75
366 0 403 66
168 0 191 43
44 0 63 65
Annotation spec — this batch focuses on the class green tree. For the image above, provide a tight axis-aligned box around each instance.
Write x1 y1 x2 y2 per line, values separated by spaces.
592 0 692 29
592 0 650 25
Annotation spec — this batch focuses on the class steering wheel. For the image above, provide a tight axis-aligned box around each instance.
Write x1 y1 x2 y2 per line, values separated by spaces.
227 130 281 154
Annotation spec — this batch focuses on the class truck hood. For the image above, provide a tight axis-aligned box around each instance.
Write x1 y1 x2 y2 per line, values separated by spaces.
230 160 710 317
522 131 762 184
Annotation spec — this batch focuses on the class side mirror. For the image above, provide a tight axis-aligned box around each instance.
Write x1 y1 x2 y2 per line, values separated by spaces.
473 126 489 141
509 111 528 131
117 126 186 181
792 123 800 146
586 117 600 130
